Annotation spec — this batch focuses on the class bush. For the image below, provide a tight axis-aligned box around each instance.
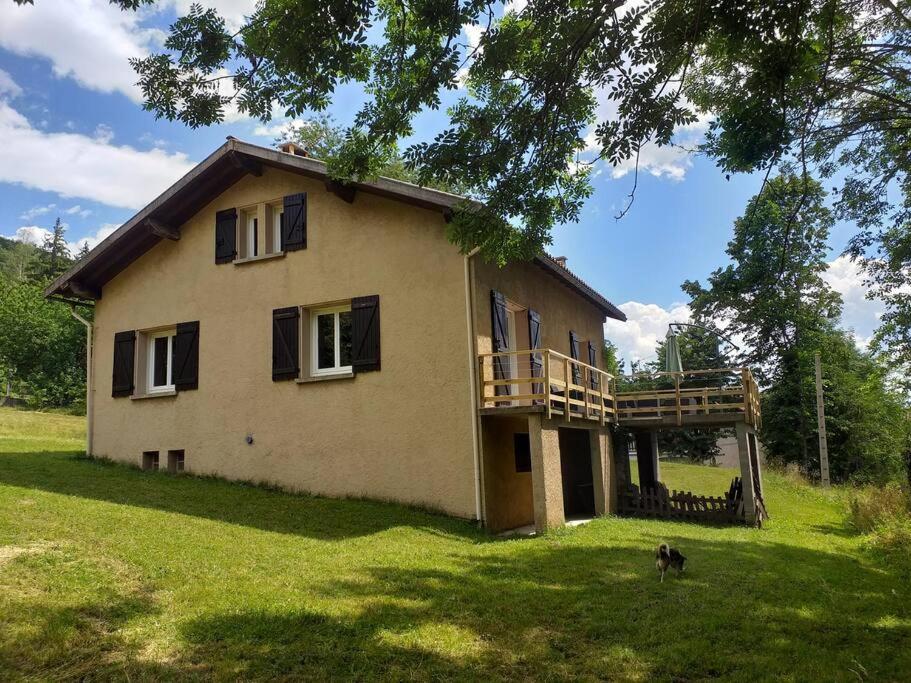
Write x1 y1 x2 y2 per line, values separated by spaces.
848 483 910 533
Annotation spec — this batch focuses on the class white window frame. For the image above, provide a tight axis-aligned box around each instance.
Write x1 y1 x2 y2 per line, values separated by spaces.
245 211 258 258
147 329 175 393
270 204 283 255
310 304 353 377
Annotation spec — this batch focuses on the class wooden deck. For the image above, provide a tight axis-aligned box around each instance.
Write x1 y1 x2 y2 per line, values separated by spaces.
477 350 761 429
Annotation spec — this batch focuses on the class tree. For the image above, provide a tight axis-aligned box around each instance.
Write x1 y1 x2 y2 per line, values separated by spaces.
0 274 87 409
76 242 91 262
0 237 37 282
277 114 469 193
13 1 909 267
683 174 841 381
761 328 909 483
31 218 71 282
683 174 908 482
602 339 622 377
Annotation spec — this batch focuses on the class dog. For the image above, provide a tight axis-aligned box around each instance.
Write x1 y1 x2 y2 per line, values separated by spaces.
655 542 686 582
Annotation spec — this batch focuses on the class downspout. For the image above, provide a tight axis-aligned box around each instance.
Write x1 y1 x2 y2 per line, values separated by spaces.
463 246 484 525
70 306 93 457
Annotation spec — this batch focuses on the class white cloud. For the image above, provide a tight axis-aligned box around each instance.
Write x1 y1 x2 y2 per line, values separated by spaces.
604 301 692 370
607 140 696 182
93 124 115 144
822 255 885 348
605 256 888 370
64 205 93 218
7 225 49 247
0 1 257 115
0 68 22 98
0 99 194 210
0 0 162 103
3 222 118 256
168 0 256 33
19 203 56 221
71 223 119 253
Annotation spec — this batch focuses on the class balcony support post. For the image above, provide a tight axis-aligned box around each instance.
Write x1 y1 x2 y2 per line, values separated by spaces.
529 414 564 533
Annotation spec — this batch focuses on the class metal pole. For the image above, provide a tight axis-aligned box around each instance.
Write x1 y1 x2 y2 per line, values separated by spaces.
70 306 93 457
814 352 830 487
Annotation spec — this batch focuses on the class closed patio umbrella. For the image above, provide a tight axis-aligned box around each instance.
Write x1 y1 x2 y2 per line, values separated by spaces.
665 329 683 373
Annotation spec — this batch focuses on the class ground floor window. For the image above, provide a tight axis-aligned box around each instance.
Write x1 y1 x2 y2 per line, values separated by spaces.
147 330 175 393
311 305 353 376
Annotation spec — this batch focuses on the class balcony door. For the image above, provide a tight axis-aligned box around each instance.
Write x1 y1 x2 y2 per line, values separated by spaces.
505 308 518 399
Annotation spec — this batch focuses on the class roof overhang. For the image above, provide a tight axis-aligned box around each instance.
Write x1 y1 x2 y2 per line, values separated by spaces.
45 138 626 321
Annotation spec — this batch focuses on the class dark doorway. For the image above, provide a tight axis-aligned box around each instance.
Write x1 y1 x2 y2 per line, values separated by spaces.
558 428 596 518
634 431 658 489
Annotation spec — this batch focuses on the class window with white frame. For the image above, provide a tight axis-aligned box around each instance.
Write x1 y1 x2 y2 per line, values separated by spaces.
311 305 353 376
147 329 176 393
268 202 283 254
243 209 259 258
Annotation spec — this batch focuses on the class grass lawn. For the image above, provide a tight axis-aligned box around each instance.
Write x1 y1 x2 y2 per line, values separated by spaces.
1 408 908 681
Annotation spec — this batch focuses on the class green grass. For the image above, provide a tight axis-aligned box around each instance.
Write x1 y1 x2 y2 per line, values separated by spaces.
1 408 908 681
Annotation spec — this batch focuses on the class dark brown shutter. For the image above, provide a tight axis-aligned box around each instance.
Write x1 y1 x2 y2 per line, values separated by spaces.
173 321 200 391
281 193 307 251
215 208 237 263
490 290 509 396
528 309 543 398
587 341 599 391
569 330 581 386
112 330 135 397
351 295 381 373
272 307 300 380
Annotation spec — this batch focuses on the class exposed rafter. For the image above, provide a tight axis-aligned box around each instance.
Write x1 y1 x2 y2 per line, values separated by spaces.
147 218 180 241
68 280 101 301
325 178 356 204
229 151 263 177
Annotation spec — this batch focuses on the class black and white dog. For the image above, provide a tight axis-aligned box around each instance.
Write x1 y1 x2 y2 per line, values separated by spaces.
656 542 687 582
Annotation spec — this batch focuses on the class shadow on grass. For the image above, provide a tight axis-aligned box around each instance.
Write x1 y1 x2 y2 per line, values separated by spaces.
0 450 485 543
11 536 897 681
168 538 910 680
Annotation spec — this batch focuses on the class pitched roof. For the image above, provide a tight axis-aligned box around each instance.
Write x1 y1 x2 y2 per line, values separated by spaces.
45 138 625 321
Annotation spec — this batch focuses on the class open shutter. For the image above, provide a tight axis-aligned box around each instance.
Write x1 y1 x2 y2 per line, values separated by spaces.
272 307 300 380
587 341 599 391
173 321 200 391
281 193 307 251
490 290 509 396
351 295 381 373
215 208 237 263
569 330 582 386
112 330 135 397
528 309 543 398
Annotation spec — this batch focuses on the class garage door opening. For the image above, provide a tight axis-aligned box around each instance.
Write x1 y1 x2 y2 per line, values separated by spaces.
558 428 596 519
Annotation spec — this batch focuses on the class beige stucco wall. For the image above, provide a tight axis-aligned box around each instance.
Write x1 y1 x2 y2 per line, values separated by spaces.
481 415 534 531
91 167 480 519
472 258 606 361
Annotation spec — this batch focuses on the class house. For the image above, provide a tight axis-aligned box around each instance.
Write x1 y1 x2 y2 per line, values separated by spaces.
46 138 634 533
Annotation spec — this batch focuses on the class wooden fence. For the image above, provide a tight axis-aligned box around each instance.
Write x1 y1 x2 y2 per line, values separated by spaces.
617 477 745 524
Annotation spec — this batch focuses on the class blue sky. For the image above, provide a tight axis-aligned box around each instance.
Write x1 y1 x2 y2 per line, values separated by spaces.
0 0 882 369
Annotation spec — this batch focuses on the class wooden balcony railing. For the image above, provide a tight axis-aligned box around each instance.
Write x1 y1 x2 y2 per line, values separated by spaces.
478 350 761 428
615 368 762 427
477 348 617 424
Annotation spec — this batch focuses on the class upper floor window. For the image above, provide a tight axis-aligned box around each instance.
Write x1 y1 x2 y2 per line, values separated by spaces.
215 193 306 264
312 305 353 376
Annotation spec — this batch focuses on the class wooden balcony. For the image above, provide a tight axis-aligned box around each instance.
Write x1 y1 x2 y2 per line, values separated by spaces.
477 350 761 429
